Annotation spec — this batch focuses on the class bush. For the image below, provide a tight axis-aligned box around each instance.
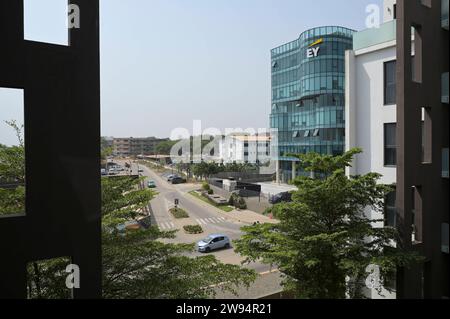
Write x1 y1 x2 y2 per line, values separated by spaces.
202 182 211 191
229 193 247 210
183 225 204 234
207 189 214 195
169 207 189 219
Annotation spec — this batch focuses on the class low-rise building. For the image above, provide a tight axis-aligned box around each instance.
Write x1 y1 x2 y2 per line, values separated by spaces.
113 137 169 157
218 134 271 164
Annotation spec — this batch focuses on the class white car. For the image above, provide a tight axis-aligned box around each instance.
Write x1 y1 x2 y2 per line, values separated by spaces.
197 234 231 253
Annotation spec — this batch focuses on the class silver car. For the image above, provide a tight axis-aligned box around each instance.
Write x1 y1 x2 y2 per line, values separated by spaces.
197 234 231 253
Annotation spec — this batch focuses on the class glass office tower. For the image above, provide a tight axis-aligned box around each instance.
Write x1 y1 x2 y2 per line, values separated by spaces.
270 26 354 182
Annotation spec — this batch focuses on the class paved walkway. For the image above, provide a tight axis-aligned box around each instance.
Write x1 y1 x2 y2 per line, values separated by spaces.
213 270 283 299
187 191 278 225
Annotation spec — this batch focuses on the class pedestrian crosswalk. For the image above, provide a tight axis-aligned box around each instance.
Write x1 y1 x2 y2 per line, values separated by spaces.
195 217 227 226
158 221 176 230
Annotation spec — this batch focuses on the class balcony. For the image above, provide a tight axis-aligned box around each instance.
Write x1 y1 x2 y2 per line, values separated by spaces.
442 72 449 104
443 0 449 30
443 148 449 178
353 20 396 51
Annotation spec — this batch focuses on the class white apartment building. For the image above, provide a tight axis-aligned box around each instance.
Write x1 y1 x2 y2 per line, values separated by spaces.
347 0 449 300
218 134 271 164
345 0 405 299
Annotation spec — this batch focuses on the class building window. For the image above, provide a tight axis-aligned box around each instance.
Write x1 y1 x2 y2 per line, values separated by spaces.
384 60 396 105
384 123 397 166
385 190 397 227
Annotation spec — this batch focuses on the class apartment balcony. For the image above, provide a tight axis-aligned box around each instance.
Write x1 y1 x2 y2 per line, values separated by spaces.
442 72 449 104
353 20 396 51
443 148 449 178
443 0 449 30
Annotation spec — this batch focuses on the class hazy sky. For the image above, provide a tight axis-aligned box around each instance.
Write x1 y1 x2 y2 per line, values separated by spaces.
1 0 382 145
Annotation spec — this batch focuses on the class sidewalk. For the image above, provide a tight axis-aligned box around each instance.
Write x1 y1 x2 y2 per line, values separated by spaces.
213 270 283 299
219 208 278 225
186 191 278 225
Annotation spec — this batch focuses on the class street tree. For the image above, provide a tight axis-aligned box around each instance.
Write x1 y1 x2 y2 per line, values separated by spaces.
234 148 422 299
102 176 257 299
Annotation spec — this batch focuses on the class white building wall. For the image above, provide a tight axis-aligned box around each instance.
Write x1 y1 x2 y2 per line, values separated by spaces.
218 137 271 164
383 0 397 23
346 42 398 300
347 44 398 186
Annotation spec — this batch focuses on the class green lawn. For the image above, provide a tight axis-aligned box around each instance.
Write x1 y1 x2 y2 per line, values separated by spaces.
189 191 234 212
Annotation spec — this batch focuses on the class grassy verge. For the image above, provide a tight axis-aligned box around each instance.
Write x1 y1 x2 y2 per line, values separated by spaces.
189 191 234 212
183 225 204 234
169 207 189 219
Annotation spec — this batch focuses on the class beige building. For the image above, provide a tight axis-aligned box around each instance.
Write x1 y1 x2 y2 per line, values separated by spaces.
113 137 169 157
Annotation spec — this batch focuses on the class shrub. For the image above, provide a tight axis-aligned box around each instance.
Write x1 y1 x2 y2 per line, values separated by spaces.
207 189 214 195
183 225 204 234
236 197 247 210
202 182 211 191
169 207 189 219
229 193 247 210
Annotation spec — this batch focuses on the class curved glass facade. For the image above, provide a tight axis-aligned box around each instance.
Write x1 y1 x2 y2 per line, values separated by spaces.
270 26 354 181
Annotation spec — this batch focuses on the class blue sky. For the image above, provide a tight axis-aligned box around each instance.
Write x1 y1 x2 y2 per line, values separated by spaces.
1 0 382 145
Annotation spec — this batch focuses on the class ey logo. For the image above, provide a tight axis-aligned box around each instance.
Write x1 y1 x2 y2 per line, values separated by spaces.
306 38 323 58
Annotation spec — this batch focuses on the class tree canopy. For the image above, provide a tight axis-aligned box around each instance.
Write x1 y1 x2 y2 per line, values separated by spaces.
234 148 422 299
101 176 256 299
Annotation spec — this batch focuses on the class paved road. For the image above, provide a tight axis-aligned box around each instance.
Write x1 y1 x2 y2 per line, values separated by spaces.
115 160 283 297
129 162 273 274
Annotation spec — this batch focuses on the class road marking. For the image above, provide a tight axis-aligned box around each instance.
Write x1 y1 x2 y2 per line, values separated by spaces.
158 222 175 230
196 217 229 226
196 219 207 225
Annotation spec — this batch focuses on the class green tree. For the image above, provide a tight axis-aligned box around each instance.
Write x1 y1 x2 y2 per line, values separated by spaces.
102 176 256 299
101 137 113 162
234 148 422 299
0 120 25 216
156 140 178 155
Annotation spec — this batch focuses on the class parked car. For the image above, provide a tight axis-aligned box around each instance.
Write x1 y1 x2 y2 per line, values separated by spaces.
197 234 231 253
269 191 292 204
101 168 107 176
171 177 186 184
108 168 117 175
147 180 156 188
166 174 177 182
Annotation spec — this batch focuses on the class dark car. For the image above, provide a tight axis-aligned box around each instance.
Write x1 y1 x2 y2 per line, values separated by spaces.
269 192 292 204
171 177 187 184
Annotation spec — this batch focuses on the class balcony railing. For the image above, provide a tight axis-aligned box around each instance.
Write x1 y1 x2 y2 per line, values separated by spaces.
353 20 396 51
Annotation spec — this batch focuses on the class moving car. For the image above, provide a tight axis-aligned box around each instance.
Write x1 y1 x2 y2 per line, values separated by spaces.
171 177 186 184
147 180 156 188
197 234 231 253
269 191 292 204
